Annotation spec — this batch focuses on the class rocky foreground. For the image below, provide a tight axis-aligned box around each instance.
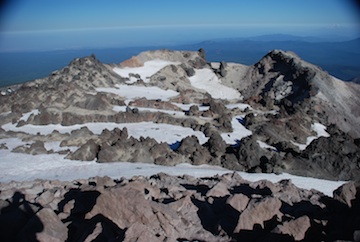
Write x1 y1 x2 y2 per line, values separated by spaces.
0 173 359 241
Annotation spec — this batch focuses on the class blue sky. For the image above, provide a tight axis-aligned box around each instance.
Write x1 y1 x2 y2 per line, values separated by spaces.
0 0 359 51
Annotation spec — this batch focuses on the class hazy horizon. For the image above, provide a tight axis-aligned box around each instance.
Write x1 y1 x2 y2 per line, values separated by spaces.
1 0 359 87
1 0 359 52
0 25 359 52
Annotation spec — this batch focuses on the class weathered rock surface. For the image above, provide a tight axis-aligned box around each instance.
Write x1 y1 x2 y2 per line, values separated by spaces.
12 140 48 155
0 174 359 241
285 124 360 182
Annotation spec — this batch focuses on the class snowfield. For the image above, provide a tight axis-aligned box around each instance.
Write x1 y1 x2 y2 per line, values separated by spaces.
2 122 208 145
0 122 344 197
189 68 242 100
113 105 185 117
19 109 40 122
0 139 345 197
96 84 179 101
0 105 341 197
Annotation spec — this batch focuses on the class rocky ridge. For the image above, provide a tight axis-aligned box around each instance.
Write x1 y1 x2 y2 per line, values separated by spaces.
1 48 360 241
0 49 360 183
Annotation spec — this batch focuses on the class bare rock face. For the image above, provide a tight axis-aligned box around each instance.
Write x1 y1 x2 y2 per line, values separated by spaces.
243 49 360 138
272 215 311 241
234 196 282 232
74 93 111 110
288 125 360 183
237 136 277 172
120 56 143 68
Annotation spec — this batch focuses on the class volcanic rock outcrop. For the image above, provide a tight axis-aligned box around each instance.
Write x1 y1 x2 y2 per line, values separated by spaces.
0 173 359 241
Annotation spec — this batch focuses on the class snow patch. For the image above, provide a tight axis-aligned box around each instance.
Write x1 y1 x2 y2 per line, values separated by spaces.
257 140 277 151
19 109 40 122
113 59 180 83
221 115 252 144
0 111 11 116
225 103 251 111
189 68 242 100
292 122 330 150
96 84 179 101
312 122 330 138
112 105 185 116
172 103 210 112
2 122 208 145
0 136 345 196
238 171 345 197
0 144 345 196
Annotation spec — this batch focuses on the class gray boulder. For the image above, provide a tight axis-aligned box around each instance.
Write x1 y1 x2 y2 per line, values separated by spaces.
66 139 99 161
187 105 200 116
333 182 357 207
177 135 211 165
12 141 48 155
206 132 227 158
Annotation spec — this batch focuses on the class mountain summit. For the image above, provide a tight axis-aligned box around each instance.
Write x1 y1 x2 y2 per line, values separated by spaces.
0 49 359 183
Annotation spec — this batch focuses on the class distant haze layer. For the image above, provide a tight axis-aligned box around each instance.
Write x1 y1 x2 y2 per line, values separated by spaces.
1 34 359 87
1 25 359 52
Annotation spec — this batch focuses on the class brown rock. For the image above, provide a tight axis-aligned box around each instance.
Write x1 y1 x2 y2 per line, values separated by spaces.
85 183 158 229
124 222 162 242
206 181 230 197
83 222 102 242
333 182 357 207
234 196 282 232
226 193 250 212
274 179 304 205
89 176 117 188
272 215 311 241
20 208 68 242
35 190 55 208
120 56 143 68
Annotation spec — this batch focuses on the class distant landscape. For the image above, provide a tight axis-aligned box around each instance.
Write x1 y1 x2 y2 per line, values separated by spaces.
1 34 359 87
